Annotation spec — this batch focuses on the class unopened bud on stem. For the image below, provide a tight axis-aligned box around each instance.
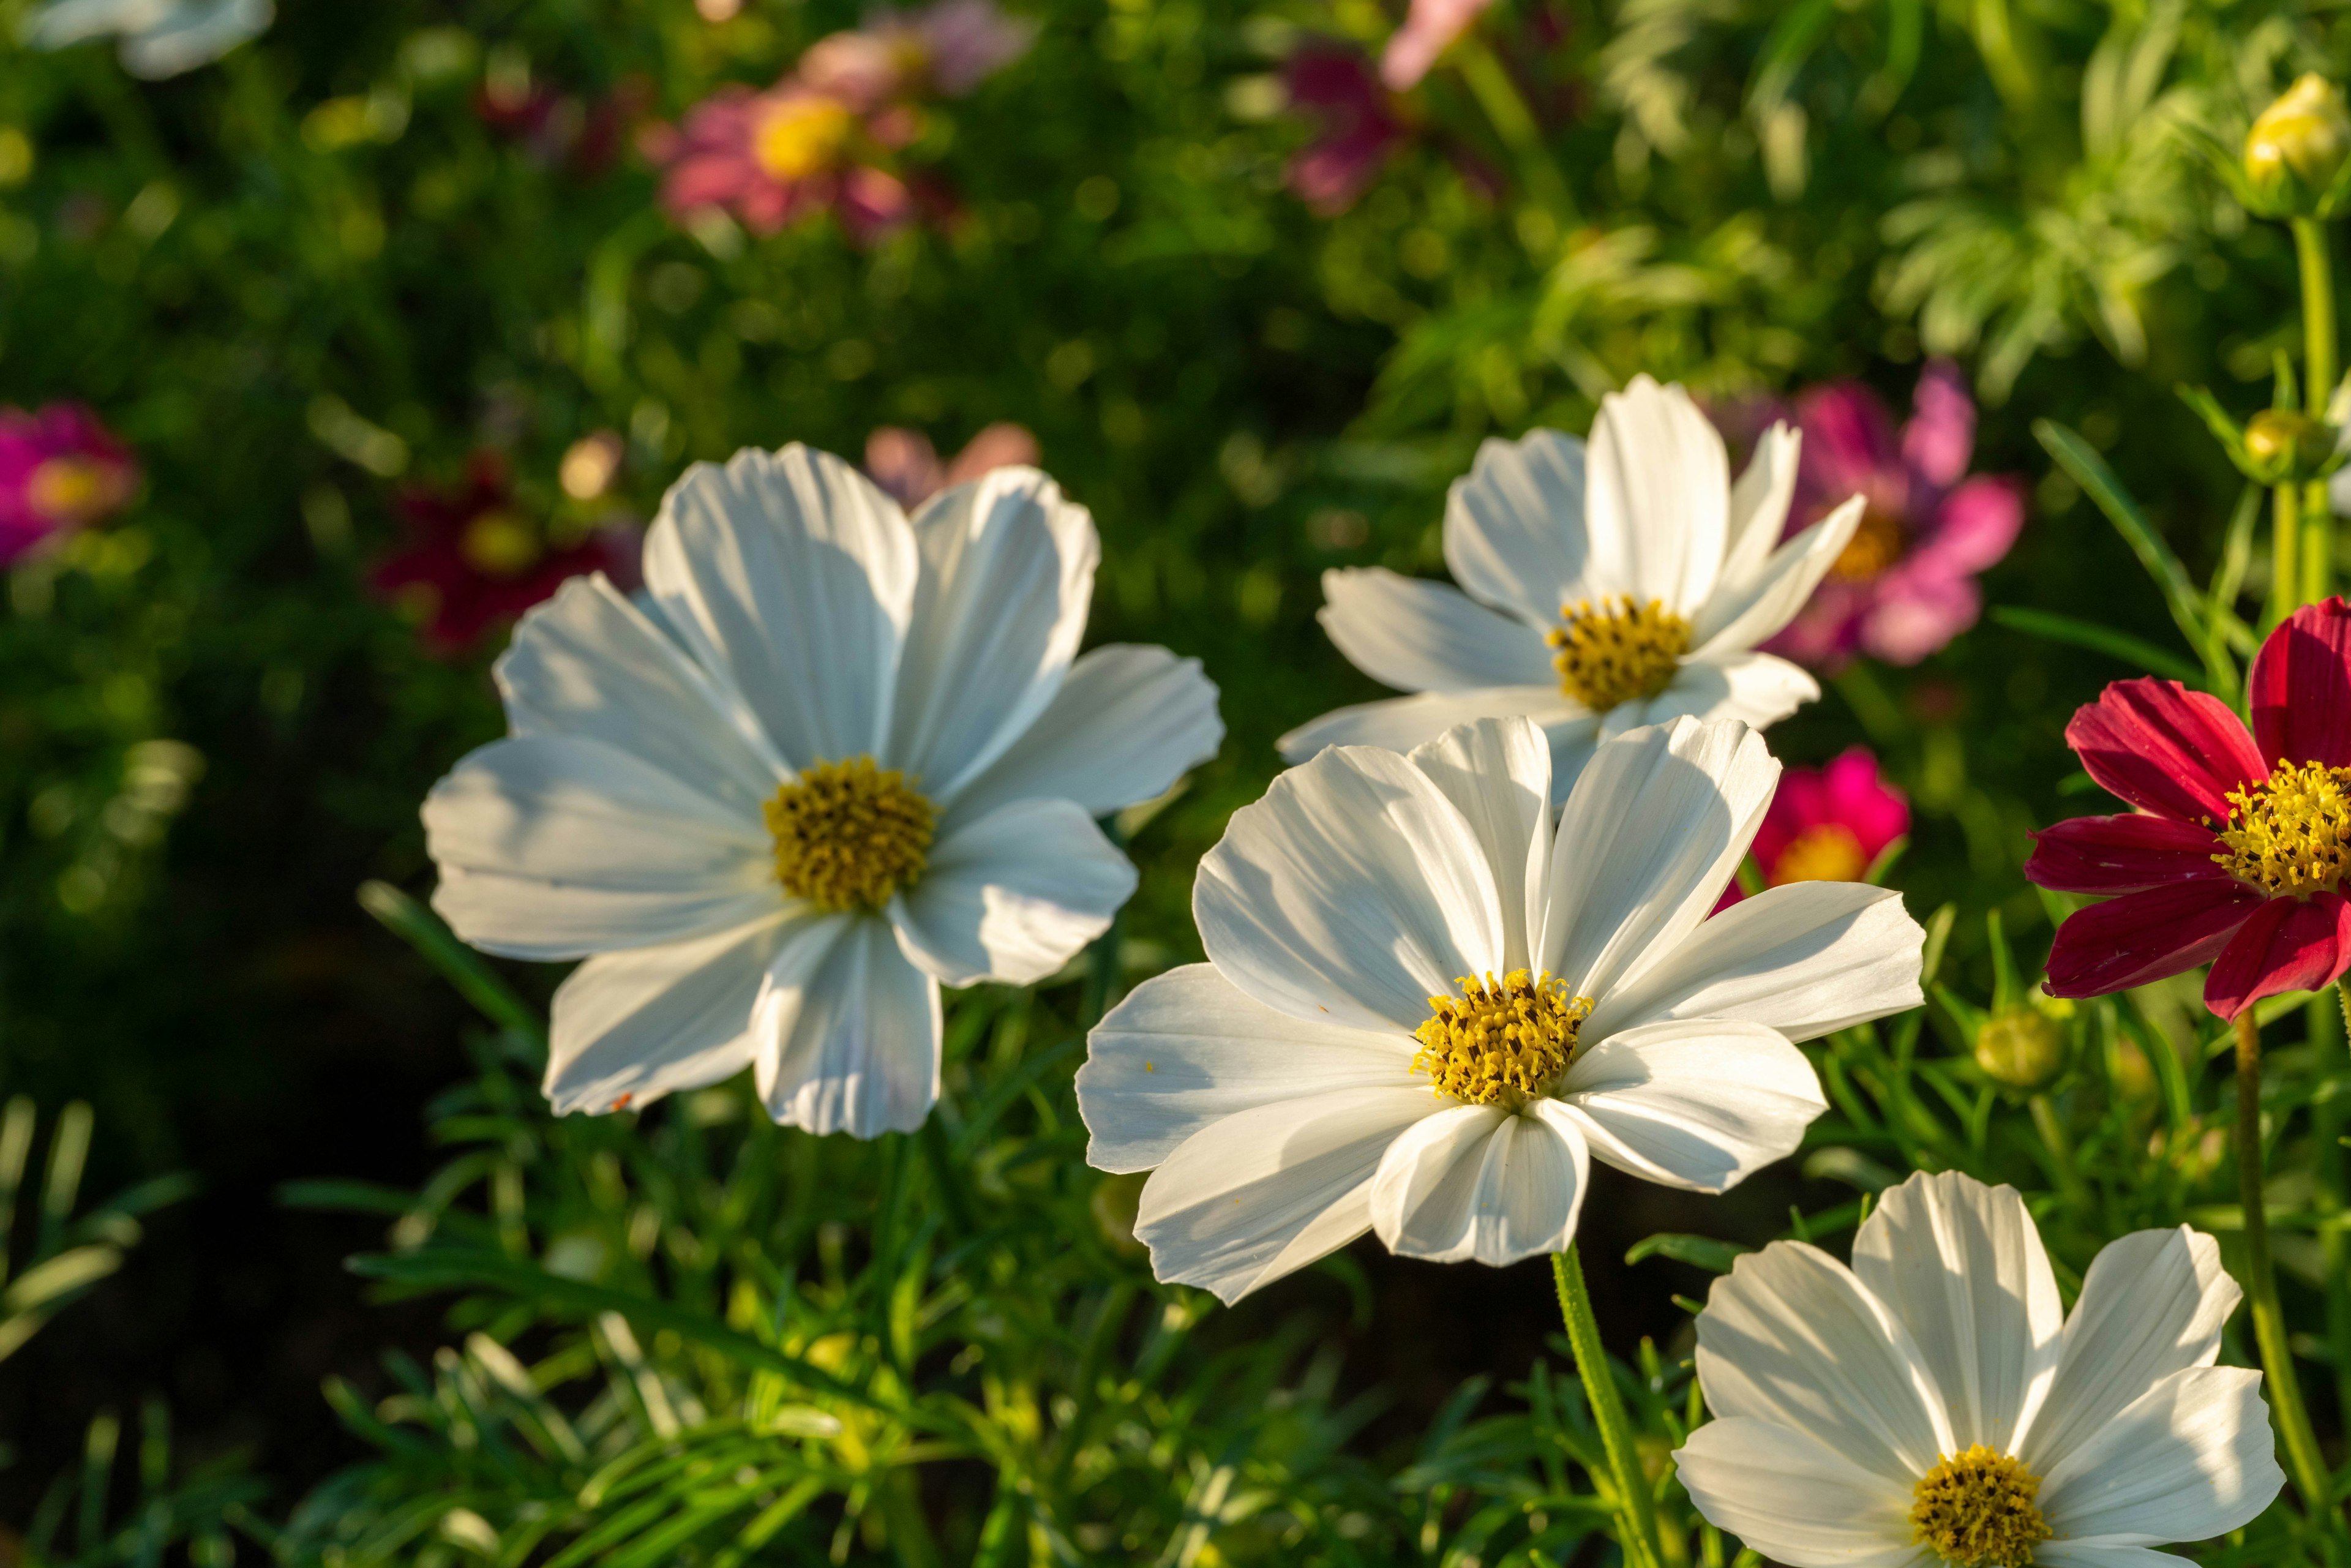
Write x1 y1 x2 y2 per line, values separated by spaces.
2246 73 2351 215
2243 408 2335 484
1975 1007 2066 1090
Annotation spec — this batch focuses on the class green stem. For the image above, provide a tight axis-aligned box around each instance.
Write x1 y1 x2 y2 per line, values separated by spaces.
2297 217 2336 607
1451 37 1573 219
2234 1012 2334 1514
2274 482 2303 631
2315 988 2351 1428
1553 1247 1665 1568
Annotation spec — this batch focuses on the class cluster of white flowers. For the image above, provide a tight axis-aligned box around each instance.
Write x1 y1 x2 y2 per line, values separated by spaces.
421 384 2285 1562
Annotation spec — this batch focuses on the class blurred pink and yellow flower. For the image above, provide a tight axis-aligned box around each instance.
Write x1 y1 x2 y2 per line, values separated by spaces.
1380 0 1491 90
1719 747 1908 908
1761 360 2025 670
801 0 1038 103
0 402 139 565
864 421 1039 509
1284 47 1407 216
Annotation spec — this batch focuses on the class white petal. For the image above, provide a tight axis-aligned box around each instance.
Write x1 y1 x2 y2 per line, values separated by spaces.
1674 1417 1924 1568
1848 1172 2063 1455
947 643 1223 821
1078 964 1413 1173
1405 716 1553 972
2033 1547 2197 1567
753 916 942 1137
1582 376 1730 617
1540 716 1776 1003
1557 1017 1825 1193
1695 495 1867 654
2020 1226 2240 1474
643 446 915 767
1717 421 1801 601
1632 650 1820 733
1194 743 1503 1034
425 737 777 961
1318 569 1558 693
892 798 1135 986
1587 882 1925 1049
889 468 1099 798
496 574 784 815
2038 1367 2284 1545
1695 1240 1953 1484
1133 1085 1435 1303
544 913 806 1115
1278 691 1600 790
1442 428 1588 628
1370 1100 1588 1265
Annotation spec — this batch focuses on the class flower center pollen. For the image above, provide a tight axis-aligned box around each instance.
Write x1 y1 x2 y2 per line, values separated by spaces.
459 509 544 578
2211 758 2351 898
1412 970 1592 1106
765 757 937 912
1771 823 1869 885
26 456 113 524
1909 1446 2051 1568
756 97 857 180
1547 596 1690 711
1831 506 1907 580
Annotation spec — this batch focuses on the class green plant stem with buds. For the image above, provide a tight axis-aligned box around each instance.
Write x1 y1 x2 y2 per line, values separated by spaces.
1553 1247 1665 1568
2273 481 2303 628
2317 988 2351 1427
2297 216 2338 604
2234 1011 2334 1516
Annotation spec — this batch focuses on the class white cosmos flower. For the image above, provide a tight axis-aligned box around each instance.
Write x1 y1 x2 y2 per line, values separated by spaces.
22 0 272 78
1075 713 1923 1303
423 445 1223 1138
1677 1170 2284 1568
1279 376 1865 798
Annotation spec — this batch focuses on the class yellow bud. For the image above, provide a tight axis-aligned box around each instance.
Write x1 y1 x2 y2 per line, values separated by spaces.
1975 1008 2066 1090
2243 408 2334 482
2246 73 2351 214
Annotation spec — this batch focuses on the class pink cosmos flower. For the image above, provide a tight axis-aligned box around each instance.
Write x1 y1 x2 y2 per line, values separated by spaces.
864 421 1040 509
1763 360 2026 671
372 456 640 655
645 83 914 244
800 0 1037 103
1380 0 1491 89
0 403 139 565
1285 47 1407 216
1717 747 1909 909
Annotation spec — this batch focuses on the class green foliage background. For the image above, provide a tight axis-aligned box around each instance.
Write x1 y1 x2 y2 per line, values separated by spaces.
0 0 2345 1561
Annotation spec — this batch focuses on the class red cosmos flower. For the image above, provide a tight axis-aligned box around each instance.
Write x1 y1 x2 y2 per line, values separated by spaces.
0 403 140 565
2027 598 2351 1019
371 456 640 655
1717 747 1909 910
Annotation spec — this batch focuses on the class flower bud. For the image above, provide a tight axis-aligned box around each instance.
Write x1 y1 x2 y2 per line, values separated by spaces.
2242 408 2334 483
1974 1007 2066 1090
2246 73 2351 214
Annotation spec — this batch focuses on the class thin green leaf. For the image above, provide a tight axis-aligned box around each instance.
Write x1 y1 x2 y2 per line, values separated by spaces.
357 880 547 1049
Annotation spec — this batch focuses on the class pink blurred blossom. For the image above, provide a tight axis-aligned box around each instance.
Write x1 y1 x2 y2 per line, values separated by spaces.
0 403 139 565
803 0 1037 102
1717 748 1909 910
1284 47 1406 216
864 421 1040 509
644 83 913 244
1762 359 2026 671
1381 0 1491 90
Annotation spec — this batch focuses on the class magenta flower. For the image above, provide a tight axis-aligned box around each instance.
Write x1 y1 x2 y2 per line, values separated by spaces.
863 421 1040 509
1380 0 1492 89
1718 747 1910 909
1284 47 1407 216
0 403 139 565
646 83 913 244
801 0 1037 102
1763 360 2026 670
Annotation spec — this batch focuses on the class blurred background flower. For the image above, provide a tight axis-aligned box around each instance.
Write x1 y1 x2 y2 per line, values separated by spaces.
1719 746 1908 908
1283 47 1408 216
1379 0 1490 90
1760 361 2026 670
19 0 271 78
863 420 1039 508
0 403 138 566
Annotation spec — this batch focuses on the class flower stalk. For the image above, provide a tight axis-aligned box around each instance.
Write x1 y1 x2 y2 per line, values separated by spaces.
2273 479 2302 628
1552 1246 1666 1568
2296 214 2338 604
2233 1011 2333 1514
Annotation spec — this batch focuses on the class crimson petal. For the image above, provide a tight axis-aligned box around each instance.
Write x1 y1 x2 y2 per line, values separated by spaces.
2204 893 2351 1021
2250 598 2351 770
2044 880 2265 999
2025 814 2230 894
2064 677 2265 825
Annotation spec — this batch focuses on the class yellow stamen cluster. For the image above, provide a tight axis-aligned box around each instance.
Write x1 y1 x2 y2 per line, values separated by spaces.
756 97 856 180
1771 823 1869 885
1411 970 1592 1106
1909 1446 2051 1568
2211 758 2351 898
765 757 936 912
458 509 543 578
1831 506 1907 580
1547 596 1691 711
26 456 111 524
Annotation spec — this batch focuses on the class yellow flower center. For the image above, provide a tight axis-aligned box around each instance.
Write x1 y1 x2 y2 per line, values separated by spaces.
755 97 857 181
1771 823 1868 885
1831 506 1907 580
1909 1446 2051 1568
26 456 112 523
1411 969 1592 1106
1547 596 1690 711
2211 758 2351 898
459 509 544 578
765 757 936 912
